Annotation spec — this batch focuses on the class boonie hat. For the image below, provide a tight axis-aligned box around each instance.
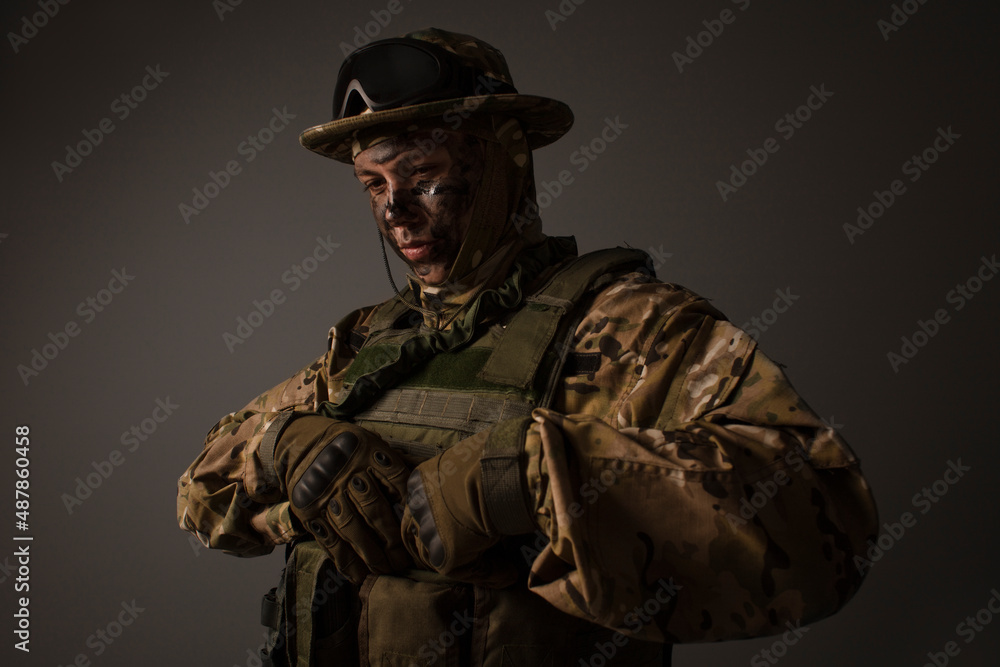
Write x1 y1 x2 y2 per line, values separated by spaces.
299 27 574 163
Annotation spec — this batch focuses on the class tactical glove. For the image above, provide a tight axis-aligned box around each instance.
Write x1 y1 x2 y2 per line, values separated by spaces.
400 417 538 587
272 415 412 584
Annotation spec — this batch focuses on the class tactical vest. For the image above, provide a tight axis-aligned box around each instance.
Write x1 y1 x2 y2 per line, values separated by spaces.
261 242 671 666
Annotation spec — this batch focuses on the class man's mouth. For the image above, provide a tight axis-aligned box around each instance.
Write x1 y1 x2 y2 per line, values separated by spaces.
399 240 437 261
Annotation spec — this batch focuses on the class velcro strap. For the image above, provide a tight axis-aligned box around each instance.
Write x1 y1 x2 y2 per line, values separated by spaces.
259 411 297 492
480 417 536 535
563 352 601 376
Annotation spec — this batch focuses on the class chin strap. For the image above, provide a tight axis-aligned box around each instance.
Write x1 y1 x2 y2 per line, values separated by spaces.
378 227 436 322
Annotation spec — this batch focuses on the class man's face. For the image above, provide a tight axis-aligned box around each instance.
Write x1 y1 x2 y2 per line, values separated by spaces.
354 131 484 286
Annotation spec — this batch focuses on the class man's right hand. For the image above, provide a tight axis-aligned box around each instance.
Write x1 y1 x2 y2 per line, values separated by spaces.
273 416 412 584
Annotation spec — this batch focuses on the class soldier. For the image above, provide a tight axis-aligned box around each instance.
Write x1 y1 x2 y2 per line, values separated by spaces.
178 27 878 666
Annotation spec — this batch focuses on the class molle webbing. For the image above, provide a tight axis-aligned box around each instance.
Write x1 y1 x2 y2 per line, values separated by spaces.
352 387 535 435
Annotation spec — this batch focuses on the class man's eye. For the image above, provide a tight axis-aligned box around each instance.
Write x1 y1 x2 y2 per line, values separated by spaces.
362 180 384 193
405 164 434 177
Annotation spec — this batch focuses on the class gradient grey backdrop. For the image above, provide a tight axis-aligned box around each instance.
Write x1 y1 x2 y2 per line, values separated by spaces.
2 0 997 665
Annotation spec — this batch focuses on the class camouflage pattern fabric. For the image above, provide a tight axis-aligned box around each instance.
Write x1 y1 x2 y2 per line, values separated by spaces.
177 236 877 644
299 27 575 163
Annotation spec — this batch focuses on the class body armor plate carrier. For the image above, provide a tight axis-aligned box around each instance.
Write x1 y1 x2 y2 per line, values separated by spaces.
261 242 671 666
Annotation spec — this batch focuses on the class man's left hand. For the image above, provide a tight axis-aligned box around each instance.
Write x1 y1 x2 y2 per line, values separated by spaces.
400 424 530 588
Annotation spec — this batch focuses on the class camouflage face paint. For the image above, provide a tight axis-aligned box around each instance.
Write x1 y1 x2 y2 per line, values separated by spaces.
356 131 484 284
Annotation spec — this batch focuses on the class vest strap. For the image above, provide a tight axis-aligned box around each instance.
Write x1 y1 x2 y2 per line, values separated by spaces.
481 416 537 535
479 247 651 389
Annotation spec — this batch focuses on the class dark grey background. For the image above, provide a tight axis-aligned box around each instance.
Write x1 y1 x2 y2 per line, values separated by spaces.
2 0 997 665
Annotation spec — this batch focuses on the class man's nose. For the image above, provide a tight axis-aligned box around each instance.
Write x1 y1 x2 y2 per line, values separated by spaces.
384 183 419 226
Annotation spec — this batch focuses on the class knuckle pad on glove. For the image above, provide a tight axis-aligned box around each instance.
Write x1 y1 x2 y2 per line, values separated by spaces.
291 439 352 508
332 431 359 457
406 473 445 568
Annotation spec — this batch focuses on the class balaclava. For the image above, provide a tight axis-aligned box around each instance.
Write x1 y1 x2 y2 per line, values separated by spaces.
351 113 546 328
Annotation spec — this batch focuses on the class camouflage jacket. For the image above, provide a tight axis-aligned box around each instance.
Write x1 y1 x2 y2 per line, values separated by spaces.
177 236 877 644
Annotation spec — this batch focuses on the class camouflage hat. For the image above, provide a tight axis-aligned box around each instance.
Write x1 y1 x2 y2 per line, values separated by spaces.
299 27 574 163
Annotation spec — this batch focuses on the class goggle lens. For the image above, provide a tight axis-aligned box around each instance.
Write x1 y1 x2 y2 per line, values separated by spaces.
334 43 444 119
331 39 517 121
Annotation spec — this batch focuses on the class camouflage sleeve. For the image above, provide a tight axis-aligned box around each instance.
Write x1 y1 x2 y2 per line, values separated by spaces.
176 307 372 557
520 277 879 643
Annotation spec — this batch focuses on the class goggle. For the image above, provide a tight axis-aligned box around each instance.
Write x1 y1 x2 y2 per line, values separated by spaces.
332 38 518 121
